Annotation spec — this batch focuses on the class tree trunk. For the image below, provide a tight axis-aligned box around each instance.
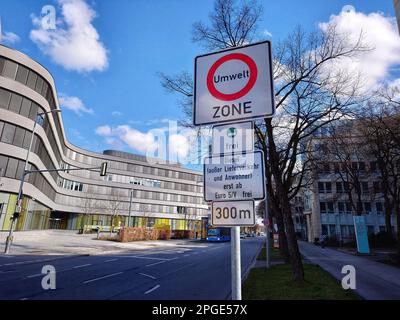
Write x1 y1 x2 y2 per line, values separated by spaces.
274 208 290 263
383 195 393 237
282 196 305 282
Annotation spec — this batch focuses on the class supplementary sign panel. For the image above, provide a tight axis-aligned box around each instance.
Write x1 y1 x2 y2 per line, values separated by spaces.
212 121 254 155
212 200 255 227
194 41 275 126
204 151 265 201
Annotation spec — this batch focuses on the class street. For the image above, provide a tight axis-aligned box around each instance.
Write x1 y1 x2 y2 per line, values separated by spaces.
0 237 263 300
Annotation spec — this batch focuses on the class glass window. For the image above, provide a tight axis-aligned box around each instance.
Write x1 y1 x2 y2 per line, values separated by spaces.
15 160 25 180
364 202 371 214
0 155 8 176
318 182 324 193
5 157 18 178
15 65 29 84
0 88 11 109
9 94 22 113
2 60 18 79
336 182 343 193
20 98 31 118
22 131 32 149
28 102 38 120
376 202 383 214
26 71 37 90
41 82 49 97
1 123 15 144
327 202 334 213
0 57 5 74
320 202 326 213
35 76 44 93
0 121 3 137
13 127 25 147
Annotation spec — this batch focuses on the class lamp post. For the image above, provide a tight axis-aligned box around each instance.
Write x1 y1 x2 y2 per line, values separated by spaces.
4 109 61 254
128 181 134 227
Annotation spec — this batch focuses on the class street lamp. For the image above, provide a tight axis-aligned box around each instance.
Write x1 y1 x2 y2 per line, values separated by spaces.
4 109 61 254
127 180 136 227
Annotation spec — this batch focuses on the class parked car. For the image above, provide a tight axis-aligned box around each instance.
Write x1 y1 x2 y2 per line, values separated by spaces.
240 233 246 239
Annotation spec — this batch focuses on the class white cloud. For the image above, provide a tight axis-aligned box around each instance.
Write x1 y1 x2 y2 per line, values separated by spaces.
59 94 93 115
95 123 191 161
30 0 108 72
262 29 272 38
318 7 400 91
111 111 123 117
1 31 20 44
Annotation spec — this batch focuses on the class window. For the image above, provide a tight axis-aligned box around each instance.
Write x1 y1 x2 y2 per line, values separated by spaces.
336 182 343 193
1 123 15 144
28 102 38 121
2 60 18 79
0 155 8 176
376 202 383 214
338 202 345 213
13 127 25 147
327 202 334 213
373 181 381 193
15 65 29 84
323 163 330 173
0 88 11 109
334 163 340 173
20 98 31 118
26 71 37 90
370 161 378 172
361 182 369 194
345 202 352 213
5 157 18 178
35 76 44 93
364 202 371 214
318 182 331 193
9 94 22 113
318 182 324 193
359 162 366 172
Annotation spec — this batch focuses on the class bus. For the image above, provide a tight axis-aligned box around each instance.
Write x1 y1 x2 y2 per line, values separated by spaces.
206 227 231 242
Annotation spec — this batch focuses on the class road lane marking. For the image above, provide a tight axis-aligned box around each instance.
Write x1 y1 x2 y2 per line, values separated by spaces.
72 264 91 269
144 284 160 295
183 254 190 257
83 272 123 284
116 256 170 261
104 258 118 263
138 272 157 280
146 261 166 267
26 273 42 278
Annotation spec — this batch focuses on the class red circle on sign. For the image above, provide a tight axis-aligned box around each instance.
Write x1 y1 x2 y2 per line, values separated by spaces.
207 53 258 101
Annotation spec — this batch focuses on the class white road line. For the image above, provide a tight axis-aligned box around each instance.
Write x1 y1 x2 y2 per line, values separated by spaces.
26 273 42 278
20 298 28 300
104 258 118 263
116 256 169 261
83 272 123 284
183 254 190 257
138 272 157 280
144 284 160 295
146 260 166 267
72 263 91 269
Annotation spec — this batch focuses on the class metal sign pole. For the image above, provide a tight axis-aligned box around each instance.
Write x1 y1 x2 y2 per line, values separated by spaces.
231 226 241 300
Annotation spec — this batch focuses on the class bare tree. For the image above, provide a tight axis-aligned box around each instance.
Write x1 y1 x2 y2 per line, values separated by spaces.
80 191 97 233
159 0 370 282
107 194 123 235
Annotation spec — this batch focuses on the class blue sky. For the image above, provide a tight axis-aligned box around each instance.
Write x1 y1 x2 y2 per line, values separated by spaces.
0 0 398 166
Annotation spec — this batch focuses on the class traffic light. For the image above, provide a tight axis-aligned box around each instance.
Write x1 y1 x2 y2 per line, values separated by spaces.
100 162 108 176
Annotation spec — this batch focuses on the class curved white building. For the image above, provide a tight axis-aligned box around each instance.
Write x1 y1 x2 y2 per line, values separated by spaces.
0 45 208 232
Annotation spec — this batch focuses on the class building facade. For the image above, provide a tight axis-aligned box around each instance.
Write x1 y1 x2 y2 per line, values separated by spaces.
0 45 208 232
302 122 397 243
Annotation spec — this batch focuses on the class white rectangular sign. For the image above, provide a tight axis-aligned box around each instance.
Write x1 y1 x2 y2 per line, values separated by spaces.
204 151 265 201
194 41 275 126
212 121 254 155
212 200 255 227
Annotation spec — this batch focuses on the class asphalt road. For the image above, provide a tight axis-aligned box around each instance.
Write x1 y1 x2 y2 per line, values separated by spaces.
0 237 263 300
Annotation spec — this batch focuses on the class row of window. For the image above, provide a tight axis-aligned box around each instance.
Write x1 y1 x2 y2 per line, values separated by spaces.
320 201 384 214
317 161 380 174
318 181 382 194
0 155 56 201
0 120 58 182
104 173 203 194
56 194 206 216
58 179 84 192
0 56 52 108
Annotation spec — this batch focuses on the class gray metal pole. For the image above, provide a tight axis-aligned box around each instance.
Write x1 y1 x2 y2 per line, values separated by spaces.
265 195 270 269
4 118 37 254
128 188 133 227
231 226 242 300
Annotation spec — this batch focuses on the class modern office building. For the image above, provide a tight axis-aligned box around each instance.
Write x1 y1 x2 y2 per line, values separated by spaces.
301 121 397 243
0 44 208 232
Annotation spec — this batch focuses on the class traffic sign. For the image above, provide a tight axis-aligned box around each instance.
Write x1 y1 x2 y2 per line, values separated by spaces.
212 121 254 155
212 200 255 227
204 151 265 201
193 41 275 126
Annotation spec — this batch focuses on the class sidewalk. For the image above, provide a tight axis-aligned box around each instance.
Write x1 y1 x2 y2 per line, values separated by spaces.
298 241 400 300
0 230 207 256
